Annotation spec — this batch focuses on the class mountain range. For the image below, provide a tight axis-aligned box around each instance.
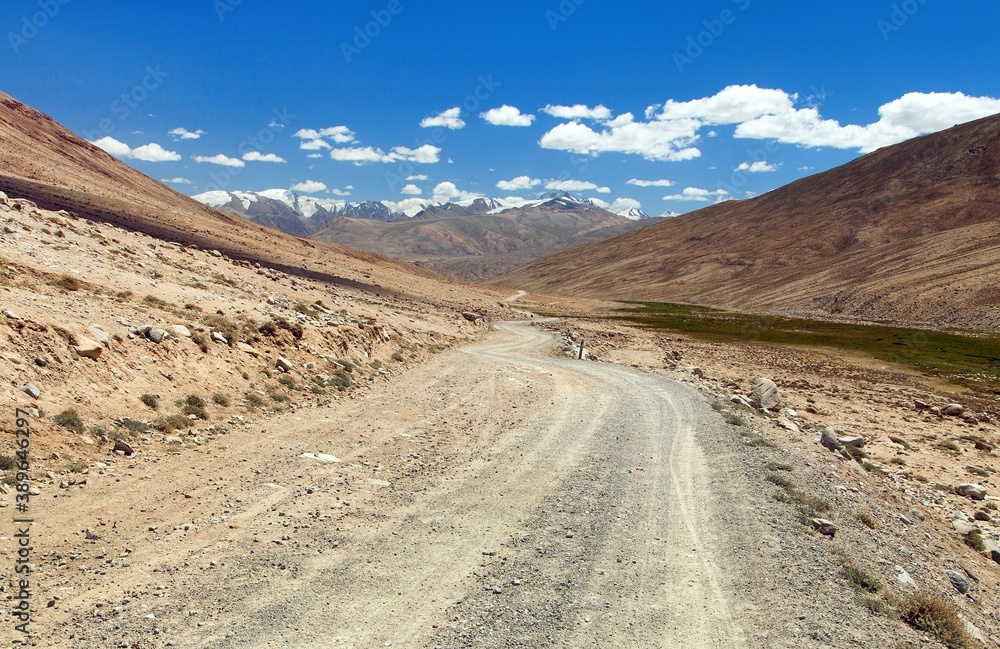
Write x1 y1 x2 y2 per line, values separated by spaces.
498 113 1000 330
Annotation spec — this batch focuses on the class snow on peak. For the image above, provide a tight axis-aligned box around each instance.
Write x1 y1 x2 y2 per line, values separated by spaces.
617 207 649 220
191 190 235 208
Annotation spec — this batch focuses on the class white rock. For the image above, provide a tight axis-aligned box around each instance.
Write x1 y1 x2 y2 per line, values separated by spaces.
75 338 103 359
171 325 192 338
956 484 987 500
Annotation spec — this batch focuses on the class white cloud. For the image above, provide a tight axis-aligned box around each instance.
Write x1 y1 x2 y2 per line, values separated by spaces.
242 152 287 163
609 198 642 213
407 174 428 181
329 188 352 196
497 176 541 191
328 144 441 165
431 181 482 202
541 104 613 121
290 180 327 193
169 127 204 140
481 105 536 127
798 165 815 172
539 114 702 162
383 198 429 214
588 197 610 209
657 85 795 124
545 179 608 193
161 177 191 185
300 138 332 151
736 161 777 173
193 154 245 168
420 107 465 130
662 187 730 202
401 184 422 195
307 153 323 159
294 126 355 143
90 137 181 162
628 178 675 188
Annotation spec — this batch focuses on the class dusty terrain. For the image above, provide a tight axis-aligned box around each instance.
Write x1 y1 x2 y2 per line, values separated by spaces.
498 113 1000 331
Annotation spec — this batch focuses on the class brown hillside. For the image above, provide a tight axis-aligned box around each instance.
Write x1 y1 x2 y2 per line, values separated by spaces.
0 91 479 303
498 114 1000 330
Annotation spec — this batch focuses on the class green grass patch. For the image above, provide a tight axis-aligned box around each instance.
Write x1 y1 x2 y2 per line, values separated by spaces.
608 302 1000 394
841 562 883 593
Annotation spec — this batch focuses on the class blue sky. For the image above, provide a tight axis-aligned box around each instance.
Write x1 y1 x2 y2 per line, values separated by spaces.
3 0 999 215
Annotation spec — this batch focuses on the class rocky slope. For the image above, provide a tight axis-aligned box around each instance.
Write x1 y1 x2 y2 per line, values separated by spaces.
498 114 1000 331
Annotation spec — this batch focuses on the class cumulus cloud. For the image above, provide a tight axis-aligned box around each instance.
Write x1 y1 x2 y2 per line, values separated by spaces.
306 153 323 159
541 86 1000 160
407 174 428 181
545 179 610 193
290 180 327 193
541 104 613 121
662 187 730 202
329 188 352 196
420 107 465 130
243 152 286 163
736 161 777 173
169 127 205 141
588 197 610 209
481 105 535 127
383 198 429 215
329 144 441 165
609 198 642 213
294 126 355 143
496 176 541 191
161 177 191 185
431 181 482 202
627 178 675 188
193 154 245 168
299 138 332 151
90 137 181 162
401 184 422 195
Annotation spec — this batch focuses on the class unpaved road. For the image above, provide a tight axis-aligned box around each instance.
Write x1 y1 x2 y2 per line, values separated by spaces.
27 321 752 648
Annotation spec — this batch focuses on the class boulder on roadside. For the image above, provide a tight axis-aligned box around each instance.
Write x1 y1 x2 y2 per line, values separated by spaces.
941 403 965 417
171 325 192 338
839 436 865 448
276 357 293 372
75 338 104 359
820 427 842 452
211 332 228 344
113 439 134 456
955 484 987 500
946 570 970 594
811 518 837 537
749 377 782 410
146 328 167 343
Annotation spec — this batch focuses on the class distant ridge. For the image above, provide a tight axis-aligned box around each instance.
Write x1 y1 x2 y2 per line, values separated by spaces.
498 113 1000 331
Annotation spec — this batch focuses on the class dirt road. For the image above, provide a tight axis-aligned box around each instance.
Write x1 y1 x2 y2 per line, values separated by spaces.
28 321 751 648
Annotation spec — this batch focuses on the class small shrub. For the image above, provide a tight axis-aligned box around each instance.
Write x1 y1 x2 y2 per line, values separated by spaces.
856 512 878 530
327 369 353 388
293 302 319 319
153 414 190 433
766 474 794 489
765 462 792 472
899 593 979 649
0 455 15 471
201 314 240 344
370 360 383 370
245 393 265 409
277 375 297 389
180 395 207 419
966 465 989 477
861 595 892 616
143 295 169 308
268 391 290 403
336 359 355 373
963 530 986 552
890 457 907 466
140 394 160 410
841 562 882 593
309 385 325 395
723 411 743 426
53 274 81 291
391 352 405 363
54 409 84 434
191 332 209 353
889 435 913 450
120 419 151 434
66 462 87 474
184 303 202 312
937 440 961 452
116 290 134 300
212 393 231 407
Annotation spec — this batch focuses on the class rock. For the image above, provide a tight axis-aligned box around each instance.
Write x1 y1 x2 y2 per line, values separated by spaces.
839 436 865 448
730 394 753 409
171 325 192 338
276 357 293 372
973 510 992 522
2 352 22 365
896 570 918 590
985 539 1000 565
942 404 965 417
946 570 970 594
953 519 979 536
88 326 113 349
146 329 167 343
33 356 47 367
0 190 7 203
211 332 228 344
682 366 705 378
810 518 837 537
776 417 800 433
914 399 932 411
749 378 782 410
3 225 15 233
910 508 926 522
113 439 134 456
74 338 104 359
21 384 40 399
955 484 987 501
237 342 259 358
462 312 481 322
4 309 21 320
820 427 842 452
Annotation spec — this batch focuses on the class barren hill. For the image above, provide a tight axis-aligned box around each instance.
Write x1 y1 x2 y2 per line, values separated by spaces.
312 198 651 282
0 91 478 304
498 114 1000 330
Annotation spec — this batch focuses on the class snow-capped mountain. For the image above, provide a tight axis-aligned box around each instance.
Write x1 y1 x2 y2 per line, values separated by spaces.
617 207 649 220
